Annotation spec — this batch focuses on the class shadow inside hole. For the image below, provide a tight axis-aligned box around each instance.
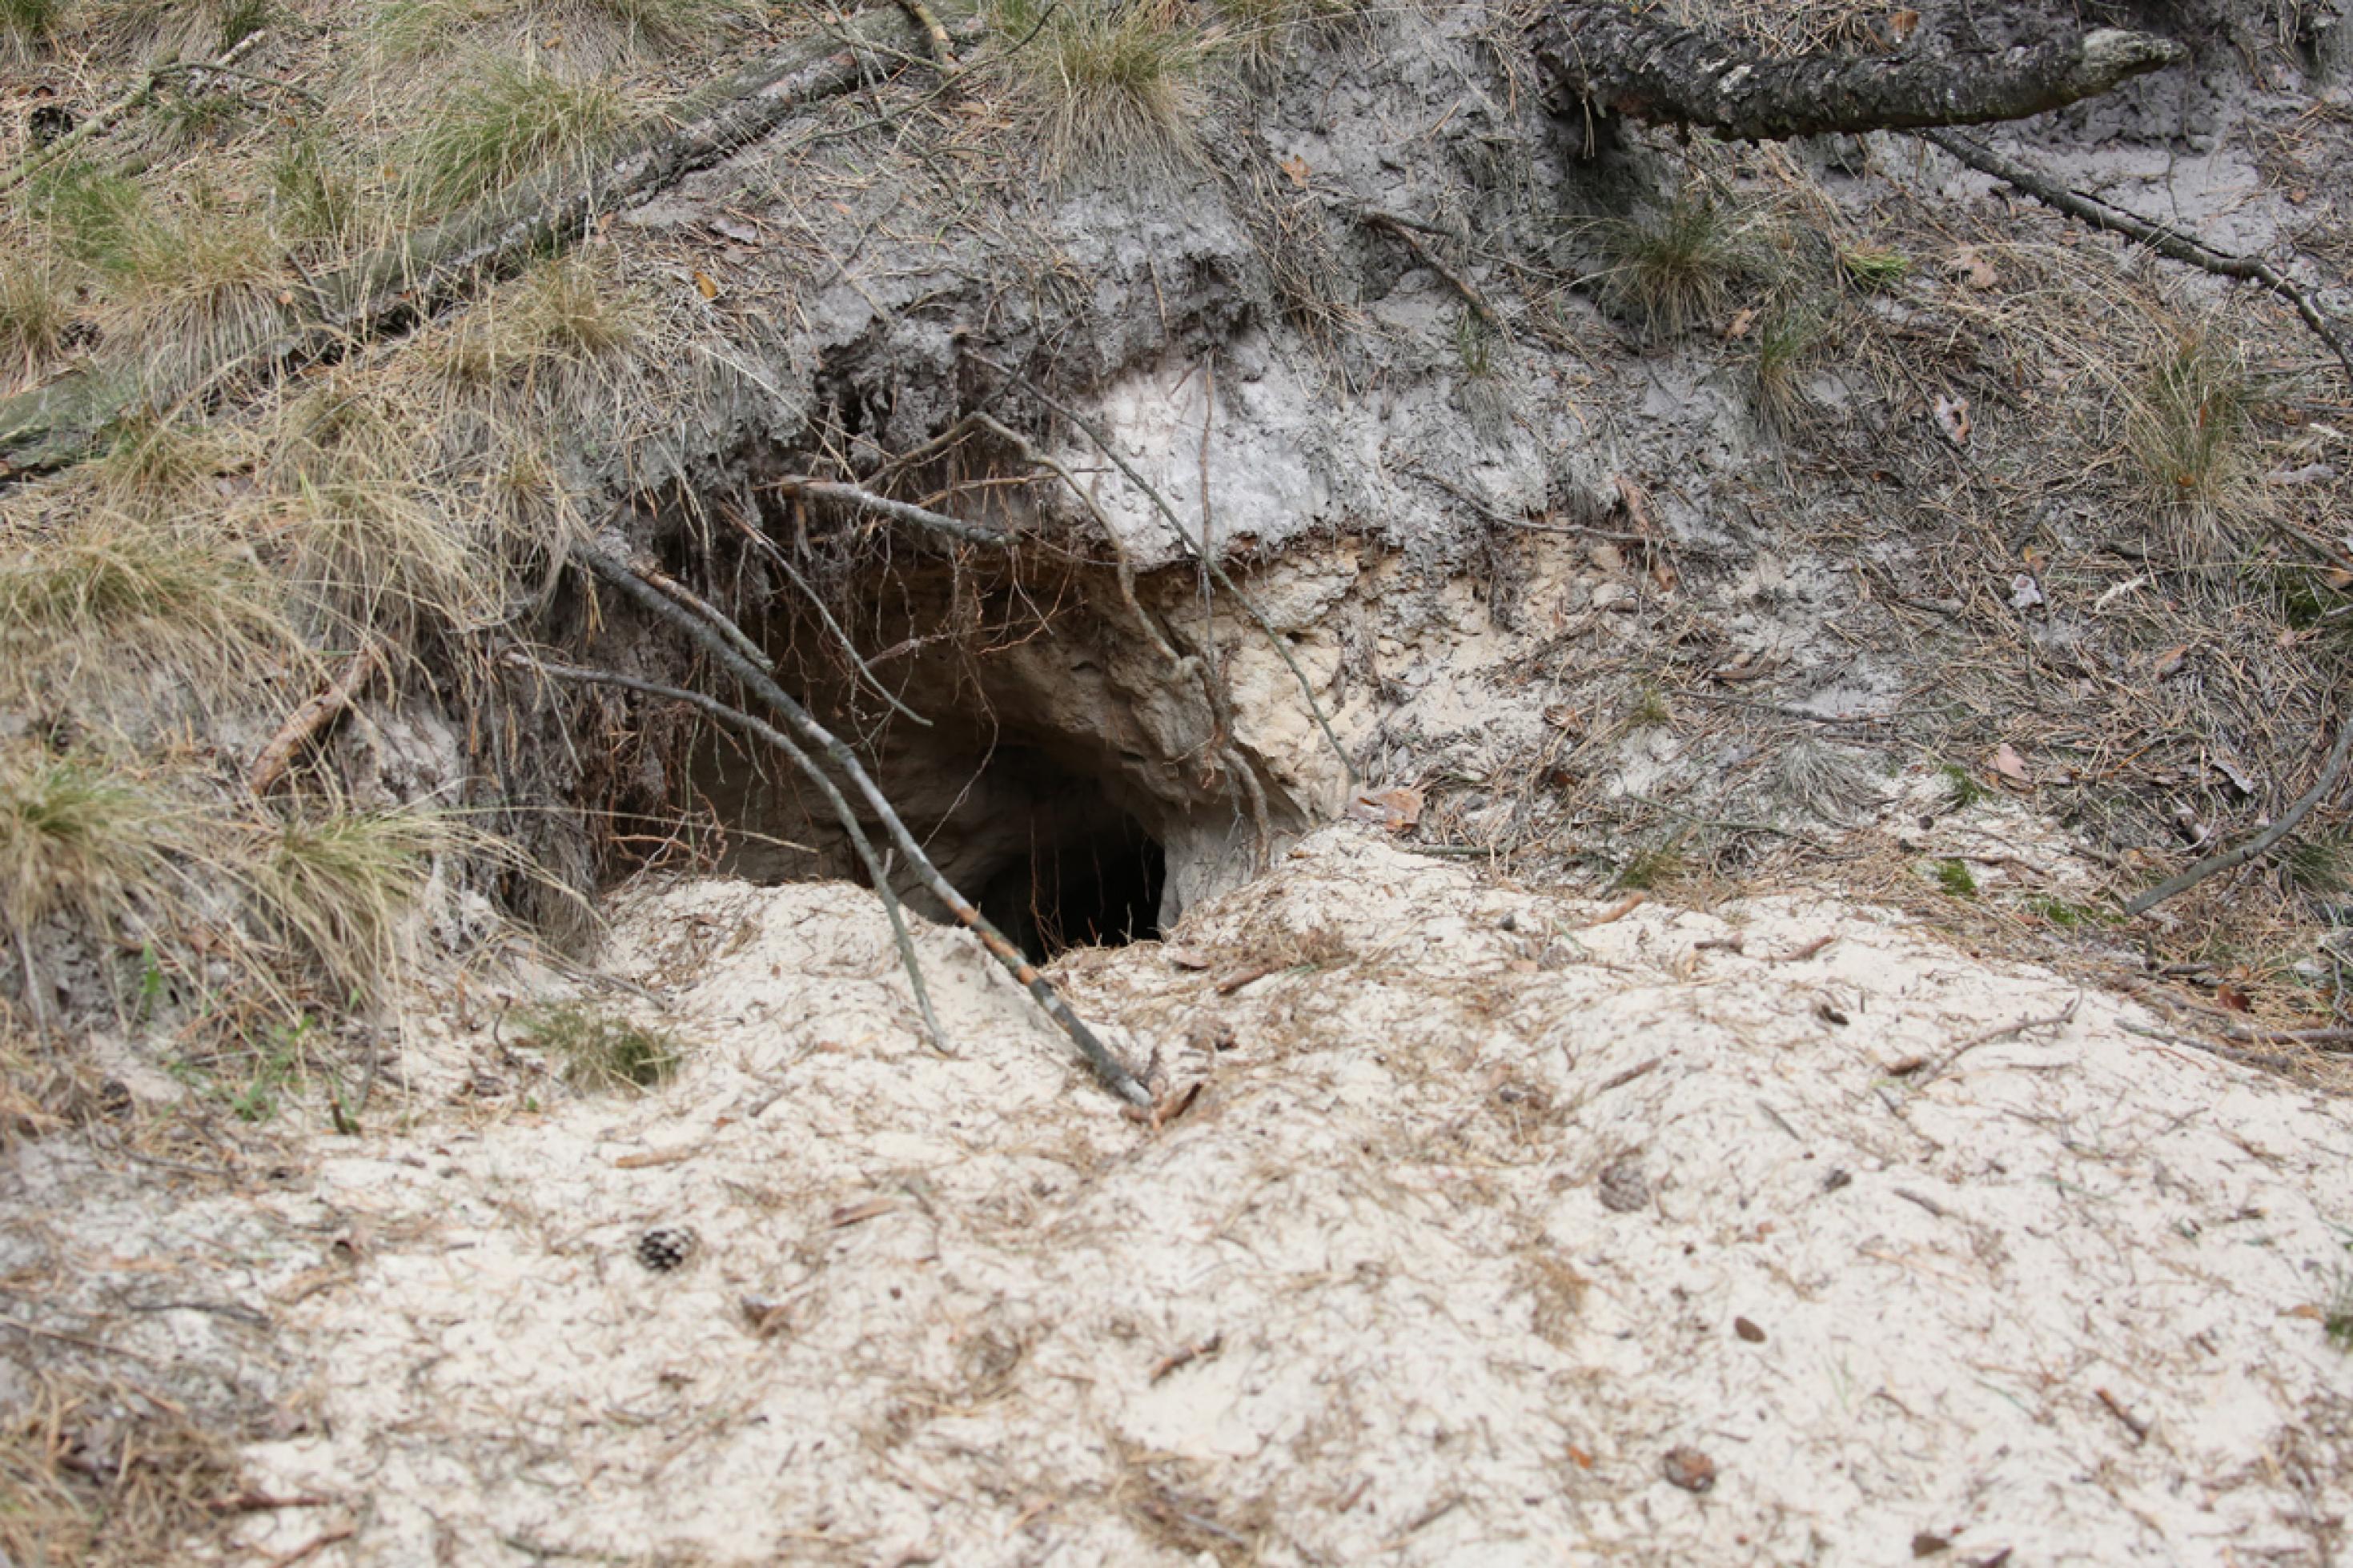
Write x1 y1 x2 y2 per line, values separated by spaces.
979 812 1166 961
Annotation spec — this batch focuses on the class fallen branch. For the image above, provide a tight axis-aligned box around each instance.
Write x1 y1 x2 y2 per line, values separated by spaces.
2126 707 2353 916
2 28 271 196
506 650 950 1051
247 641 383 794
1531 7 2183 142
574 543 1152 1105
0 10 918 474
1921 130 2353 387
1359 209 1504 333
766 477 1011 548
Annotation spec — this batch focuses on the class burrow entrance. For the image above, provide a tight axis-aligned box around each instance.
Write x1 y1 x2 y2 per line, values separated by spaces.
685 547 1290 961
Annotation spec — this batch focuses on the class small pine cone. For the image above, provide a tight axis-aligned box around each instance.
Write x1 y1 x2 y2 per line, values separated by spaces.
635 1225 698 1273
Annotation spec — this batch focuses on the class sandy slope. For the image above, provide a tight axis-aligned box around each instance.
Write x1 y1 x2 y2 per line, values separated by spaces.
151 827 2350 1564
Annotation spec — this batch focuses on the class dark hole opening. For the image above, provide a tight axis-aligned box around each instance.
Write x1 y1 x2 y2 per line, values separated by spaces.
978 812 1166 962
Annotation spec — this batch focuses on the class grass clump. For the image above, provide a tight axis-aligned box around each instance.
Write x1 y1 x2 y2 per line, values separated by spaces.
0 256 70 377
1837 244 1910 291
1938 761 1989 809
84 413 240 515
438 255 644 391
239 806 447 1005
516 1000 681 1090
2022 894 2118 929
1614 837 1691 892
269 135 363 241
1932 858 1978 898
0 511 298 699
2126 327 2266 558
2283 831 2353 896
407 58 640 212
1751 305 1830 427
0 749 173 944
990 0 1213 176
1596 191 1761 339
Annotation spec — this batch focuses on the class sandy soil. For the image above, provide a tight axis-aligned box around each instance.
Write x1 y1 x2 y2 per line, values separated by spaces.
102 826 2346 1565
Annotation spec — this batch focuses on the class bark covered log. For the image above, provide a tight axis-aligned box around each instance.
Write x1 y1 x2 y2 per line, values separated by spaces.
1531 6 2186 142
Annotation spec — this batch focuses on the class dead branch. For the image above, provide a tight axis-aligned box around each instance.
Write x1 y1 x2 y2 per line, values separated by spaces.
1 28 271 196
1919 130 2353 387
1359 209 1504 333
721 500 933 728
0 11 918 474
506 650 950 1051
247 641 384 795
1531 7 2184 142
573 543 1152 1105
2125 706 2353 916
766 477 1011 548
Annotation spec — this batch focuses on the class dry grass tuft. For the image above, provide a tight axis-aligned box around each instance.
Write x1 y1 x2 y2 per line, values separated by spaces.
83 414 243 515
1595 190 1764 339
239 804 450 1005
515 1000 682 1090
2126 324 2268 561
0 748 174 944
990 0 1214 175
436 254 646 393
0 1372 240 1568
0 511 299 702
0 0 67 50
0 255 71 379
405 57 641 212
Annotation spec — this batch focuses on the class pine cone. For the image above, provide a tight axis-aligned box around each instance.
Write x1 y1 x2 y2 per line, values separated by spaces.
635 1225 698 1273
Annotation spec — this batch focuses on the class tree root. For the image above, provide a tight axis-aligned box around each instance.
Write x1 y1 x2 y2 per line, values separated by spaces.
572 543 1154 1105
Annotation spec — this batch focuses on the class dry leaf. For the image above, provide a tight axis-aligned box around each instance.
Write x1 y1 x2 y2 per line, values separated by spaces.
1885 8 1920 43
1612 473 1658 534
1279 154 1311 188
1949 245 1998 290
693 270 720 300
1345 786 1424 833
2151 644 2189 680
1990 743 2031 787
1725 307 1756 340
1934 393 1971 447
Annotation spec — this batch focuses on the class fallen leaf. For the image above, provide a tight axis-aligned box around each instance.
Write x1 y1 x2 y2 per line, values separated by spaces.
693 269 720 300
1345 786 1424 833
1949 245 1998 290
1733 1316 1767 1343
2216 984 2251 1013
1725 306 1757 340
828 1197 897 1228
1566 1445 1595 1470
1279 153 1311 188
1934 393 1972 447
1990 743 2031 788
1612 474 1659 534
1162 946 1212 971
2151 644 2189 680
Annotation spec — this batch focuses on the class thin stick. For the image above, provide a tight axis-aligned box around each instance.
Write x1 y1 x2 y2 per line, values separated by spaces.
1921 130 2353 387
576 545 1150 1104
1915 996 2079 1082
248 641 383 794
964 349 1358 784
721 504 932 728
508 652 950 1052
767 477 1010 548
1359 209 1505 333
631 561 773 673
2125 708 2353 916
2 29 268 195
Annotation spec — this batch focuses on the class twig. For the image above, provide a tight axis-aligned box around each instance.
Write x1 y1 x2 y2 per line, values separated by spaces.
1359 209 1504 333
893 0 959 66
1921 130 2353 388
2 29 268 195
2095 1386 2152 1444
765 477 1010 548
573 546 1150 1105
248 641 383 794
964 348 1358 784
630 561 773 673
508 651 950 1053
1148 1331 1223 1382
1915 996 2080 1081
2125 708 2353 916
263 1525 357 1568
